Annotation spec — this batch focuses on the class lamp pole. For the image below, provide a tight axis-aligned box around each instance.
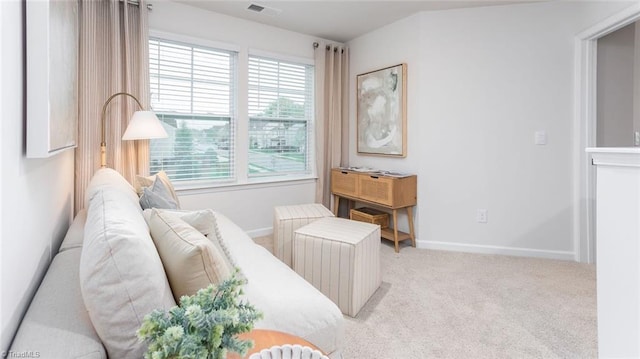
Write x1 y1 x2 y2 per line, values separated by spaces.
100 92 145 168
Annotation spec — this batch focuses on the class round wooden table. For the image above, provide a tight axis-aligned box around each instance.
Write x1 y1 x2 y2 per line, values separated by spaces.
227 329 320 358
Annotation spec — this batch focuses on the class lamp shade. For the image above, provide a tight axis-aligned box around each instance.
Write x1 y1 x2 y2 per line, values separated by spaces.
122 110 168 140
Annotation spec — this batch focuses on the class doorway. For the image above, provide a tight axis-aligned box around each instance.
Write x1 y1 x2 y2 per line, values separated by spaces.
597 22 639 148
575 4 640 264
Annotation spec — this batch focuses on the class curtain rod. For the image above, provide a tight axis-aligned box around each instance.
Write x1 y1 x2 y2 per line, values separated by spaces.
313 42 344 53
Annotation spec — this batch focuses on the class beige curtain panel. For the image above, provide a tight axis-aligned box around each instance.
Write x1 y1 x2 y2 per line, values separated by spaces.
314 42 350 208
75 0 151 212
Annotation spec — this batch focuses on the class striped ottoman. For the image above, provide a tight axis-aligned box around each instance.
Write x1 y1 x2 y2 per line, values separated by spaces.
292 217 381 317
273 203 334 267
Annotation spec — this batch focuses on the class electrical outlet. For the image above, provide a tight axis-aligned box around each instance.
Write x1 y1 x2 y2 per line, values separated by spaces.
476 209 488 223
635 131 640 146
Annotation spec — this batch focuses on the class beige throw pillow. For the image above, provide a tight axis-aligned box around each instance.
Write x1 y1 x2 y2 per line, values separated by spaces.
134 170 180 208
147 209 233 302
143 208 216 235
143 208 238 271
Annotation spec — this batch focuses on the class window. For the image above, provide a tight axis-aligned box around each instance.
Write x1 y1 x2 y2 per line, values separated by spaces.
248 55 314 177
149 38 236 182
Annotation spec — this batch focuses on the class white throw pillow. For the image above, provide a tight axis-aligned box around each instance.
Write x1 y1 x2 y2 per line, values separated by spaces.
80 188 176 359
147 209 234 302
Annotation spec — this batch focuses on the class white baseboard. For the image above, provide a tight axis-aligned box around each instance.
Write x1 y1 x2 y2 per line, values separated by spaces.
245 232 575 261
416 240 575 261
246 227 273 238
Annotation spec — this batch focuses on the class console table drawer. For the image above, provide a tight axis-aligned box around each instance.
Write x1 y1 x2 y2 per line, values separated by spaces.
331 170 358 197
358 175 394 206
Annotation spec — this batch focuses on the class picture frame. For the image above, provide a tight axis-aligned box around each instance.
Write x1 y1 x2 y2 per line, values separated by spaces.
26 0 79 158
356 63 407 157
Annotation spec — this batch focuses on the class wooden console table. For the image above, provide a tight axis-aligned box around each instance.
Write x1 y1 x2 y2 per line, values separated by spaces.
331 168 417 253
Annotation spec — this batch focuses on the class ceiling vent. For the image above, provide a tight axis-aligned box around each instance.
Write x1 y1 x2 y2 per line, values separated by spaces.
247 4 264 12
246 3 282 17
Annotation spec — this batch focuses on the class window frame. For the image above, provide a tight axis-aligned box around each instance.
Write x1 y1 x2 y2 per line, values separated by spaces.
149 31 239 188
147 32 317 191
247 51 316 178
247 49 316 180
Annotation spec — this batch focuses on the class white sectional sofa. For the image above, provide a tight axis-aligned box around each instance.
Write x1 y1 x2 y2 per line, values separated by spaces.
9 169 344 358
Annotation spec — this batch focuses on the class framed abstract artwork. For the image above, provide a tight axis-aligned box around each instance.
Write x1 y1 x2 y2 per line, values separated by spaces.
356 63 407 157
26 0 79 158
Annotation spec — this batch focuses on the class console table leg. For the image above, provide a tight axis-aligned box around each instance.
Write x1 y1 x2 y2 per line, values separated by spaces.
332 195 340 216
392 209 399 253
407 206 416 247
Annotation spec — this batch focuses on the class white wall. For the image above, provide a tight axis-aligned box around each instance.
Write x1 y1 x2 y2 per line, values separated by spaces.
597 22 635 147
0 0 4 352
178 180 315 236
634 23 640 145
348 1 634 259
347 14 423 235
0 1 4 354
149 1 323 234
1 0 75 352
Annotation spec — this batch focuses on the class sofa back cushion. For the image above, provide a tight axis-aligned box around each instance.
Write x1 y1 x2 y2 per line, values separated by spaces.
80 181 176 358
83 168 139 209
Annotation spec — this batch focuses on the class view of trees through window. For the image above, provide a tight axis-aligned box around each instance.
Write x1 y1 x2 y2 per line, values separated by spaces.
249 97 308 175
248 56 314 177
150 115 232 181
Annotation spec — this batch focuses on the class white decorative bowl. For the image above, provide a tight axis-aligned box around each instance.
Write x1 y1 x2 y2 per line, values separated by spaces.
248 344 329 359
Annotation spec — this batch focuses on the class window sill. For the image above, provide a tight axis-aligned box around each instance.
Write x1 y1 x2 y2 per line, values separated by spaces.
175 175 318 195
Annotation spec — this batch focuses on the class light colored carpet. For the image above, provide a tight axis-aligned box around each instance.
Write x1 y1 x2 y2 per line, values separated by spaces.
253 235 273 254
252 236 597 359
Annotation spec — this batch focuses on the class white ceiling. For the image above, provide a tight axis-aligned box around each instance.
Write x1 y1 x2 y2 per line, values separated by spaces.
178 0 541 43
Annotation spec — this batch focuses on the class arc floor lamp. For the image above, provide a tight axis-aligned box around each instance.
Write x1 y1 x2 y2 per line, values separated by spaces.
100 92 167 168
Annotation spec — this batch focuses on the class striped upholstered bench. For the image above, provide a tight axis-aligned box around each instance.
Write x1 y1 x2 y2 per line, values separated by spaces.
292 217 381 317
273 204 334 267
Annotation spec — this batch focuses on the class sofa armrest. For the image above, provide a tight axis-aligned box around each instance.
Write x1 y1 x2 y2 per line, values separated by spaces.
58 209 87 252
9 248 106 359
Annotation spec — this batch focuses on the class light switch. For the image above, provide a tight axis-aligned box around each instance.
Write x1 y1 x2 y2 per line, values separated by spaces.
535 131 547 145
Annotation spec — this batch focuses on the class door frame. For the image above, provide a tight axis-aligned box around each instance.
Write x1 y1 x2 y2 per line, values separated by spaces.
574 3 640 263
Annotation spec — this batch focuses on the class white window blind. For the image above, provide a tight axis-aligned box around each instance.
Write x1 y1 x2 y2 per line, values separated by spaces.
148 38 236 182
248 55 314 177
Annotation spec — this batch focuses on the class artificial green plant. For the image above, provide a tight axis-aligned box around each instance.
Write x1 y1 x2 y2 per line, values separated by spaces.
137 273 262 359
